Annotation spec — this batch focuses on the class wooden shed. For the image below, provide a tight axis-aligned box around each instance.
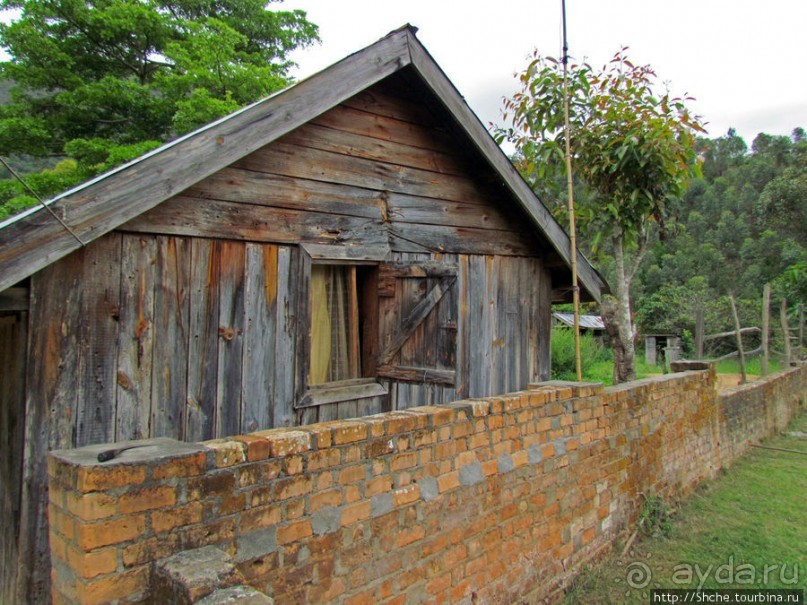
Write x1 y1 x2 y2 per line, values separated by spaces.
0 25 605 602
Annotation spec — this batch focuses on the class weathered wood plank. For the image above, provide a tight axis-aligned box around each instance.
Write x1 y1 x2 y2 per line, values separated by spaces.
0 312 25 605
282 120 465 175
0 288 28 311
387 222 535 257
301 242 390 263
116 235 157 441
241 243 277 433
378 276 455 366
311 104 456 155
385 192 517 232
124 195 387 248
467 255 490 398
16 254 83 604
183 168 385 219
185 238 221 441
293 248 312 417
0 28 413 294
376 365 455 386
235 142 496 207
340 83 442 128
184 166 519 234
437 254 459 375
273 246 295 428
455 254 470 399
76 234 122 447
216 241 246 438
297 380 387 409
150 236 190 439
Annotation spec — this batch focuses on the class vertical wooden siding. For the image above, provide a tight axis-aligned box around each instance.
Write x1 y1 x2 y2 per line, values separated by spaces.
388 252 550 411
0 312 26 604
26 234 297 448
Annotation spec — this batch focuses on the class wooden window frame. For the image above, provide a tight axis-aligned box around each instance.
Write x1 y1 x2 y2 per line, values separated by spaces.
294 244 389 409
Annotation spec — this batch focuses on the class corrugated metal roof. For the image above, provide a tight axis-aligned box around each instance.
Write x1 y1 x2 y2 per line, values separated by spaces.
552 312 605 331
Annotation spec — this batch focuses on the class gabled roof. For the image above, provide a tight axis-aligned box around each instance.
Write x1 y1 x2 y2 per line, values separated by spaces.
0 25 606 300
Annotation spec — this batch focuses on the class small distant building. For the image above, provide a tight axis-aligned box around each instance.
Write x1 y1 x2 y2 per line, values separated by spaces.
644 334 683 366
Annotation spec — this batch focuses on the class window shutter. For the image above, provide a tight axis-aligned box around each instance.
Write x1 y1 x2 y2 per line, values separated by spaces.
376 261 458 386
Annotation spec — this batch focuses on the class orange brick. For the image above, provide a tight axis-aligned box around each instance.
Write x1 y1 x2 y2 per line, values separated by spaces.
285 455 304 475
275 475 312 500
481 460 498 477
307 577 346 602
426 572 451 595
50 506 76 541
365 476 393 497
286 497 305 520
49 531 69 564
393 484 420 507
67 545 118 579
75 565 148 605
122 534 180 567
307 448 341 471
277 519 313 545
76 515 146 550
152 451 207 479
345 485 361 503
202 440 246 468
437 471 459 493
345 587 377 605
397 525 425 547
151 502 203 533
252 429 312 457
391 452 417 472
240 504 282 531
338 465 367 485
310 489 343 512
332 421 369 445
341 501 371 526
386 413 417 434
119 485 176 514
233 434 272 461
77 464 147 492
301 423 333 448
66 491 118 521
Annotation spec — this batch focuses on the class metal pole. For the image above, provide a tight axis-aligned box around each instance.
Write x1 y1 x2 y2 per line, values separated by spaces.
561 0 582 381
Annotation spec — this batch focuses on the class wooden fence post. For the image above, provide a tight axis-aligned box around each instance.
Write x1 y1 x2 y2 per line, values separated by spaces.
695 307 704 360
761 284 770 376
729 293 746 384
780 299 792 368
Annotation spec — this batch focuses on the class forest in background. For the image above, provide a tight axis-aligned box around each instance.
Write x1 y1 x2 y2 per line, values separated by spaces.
630 128 806 355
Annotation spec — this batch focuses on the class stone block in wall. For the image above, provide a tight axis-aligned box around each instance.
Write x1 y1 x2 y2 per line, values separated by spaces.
152 546 247 604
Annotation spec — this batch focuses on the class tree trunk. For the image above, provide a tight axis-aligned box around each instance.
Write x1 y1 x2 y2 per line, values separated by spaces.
607 233 636 383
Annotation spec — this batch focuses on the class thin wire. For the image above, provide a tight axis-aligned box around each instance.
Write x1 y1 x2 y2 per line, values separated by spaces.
0 156 86 246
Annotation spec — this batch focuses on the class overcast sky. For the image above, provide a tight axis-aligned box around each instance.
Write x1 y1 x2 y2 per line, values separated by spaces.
282 0 807 147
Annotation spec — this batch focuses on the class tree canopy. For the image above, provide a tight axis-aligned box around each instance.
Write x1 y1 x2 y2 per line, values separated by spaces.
0 0 318 218
496 49 705 382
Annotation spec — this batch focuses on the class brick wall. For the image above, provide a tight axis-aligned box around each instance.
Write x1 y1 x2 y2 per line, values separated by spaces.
48 365 806 604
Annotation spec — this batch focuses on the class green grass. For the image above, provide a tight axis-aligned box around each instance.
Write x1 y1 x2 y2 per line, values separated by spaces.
551 326 786 386
715 356 783 376
563 411 807 603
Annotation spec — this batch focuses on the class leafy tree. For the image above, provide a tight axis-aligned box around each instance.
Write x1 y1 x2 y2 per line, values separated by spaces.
496 49 704 382
0 0 318 217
